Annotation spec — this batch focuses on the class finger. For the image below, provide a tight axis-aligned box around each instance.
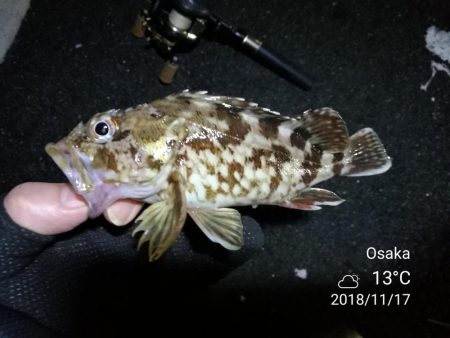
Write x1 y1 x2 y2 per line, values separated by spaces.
3 182 89 235
103 199 144 226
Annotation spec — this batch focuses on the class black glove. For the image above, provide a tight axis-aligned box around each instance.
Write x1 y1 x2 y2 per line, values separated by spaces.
0 198 263 337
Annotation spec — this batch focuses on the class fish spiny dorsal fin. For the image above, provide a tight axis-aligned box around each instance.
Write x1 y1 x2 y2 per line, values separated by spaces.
174 90 282 117
298 108 349 153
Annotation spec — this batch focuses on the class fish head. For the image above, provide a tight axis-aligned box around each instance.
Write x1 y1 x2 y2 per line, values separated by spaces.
46 105 177 217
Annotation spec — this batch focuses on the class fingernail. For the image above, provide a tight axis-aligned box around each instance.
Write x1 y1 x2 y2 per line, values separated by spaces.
104 208 123 226
60 185 86 209
105 204 140 226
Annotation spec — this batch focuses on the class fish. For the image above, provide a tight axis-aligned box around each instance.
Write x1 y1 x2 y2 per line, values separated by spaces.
46 90 392 261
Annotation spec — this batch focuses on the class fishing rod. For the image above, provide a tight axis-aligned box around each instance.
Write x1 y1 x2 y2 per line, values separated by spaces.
132 0 313 90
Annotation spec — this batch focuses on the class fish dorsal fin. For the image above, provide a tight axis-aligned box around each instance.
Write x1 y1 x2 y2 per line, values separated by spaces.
299 108 349 153
188 208 243 250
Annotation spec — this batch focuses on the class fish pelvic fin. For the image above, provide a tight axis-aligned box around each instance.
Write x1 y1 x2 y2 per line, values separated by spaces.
188 208 243 250
340 128 392 177
132 172 187 261
282 188 345 211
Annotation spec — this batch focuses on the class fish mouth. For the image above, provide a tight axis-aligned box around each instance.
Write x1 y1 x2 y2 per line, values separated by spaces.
45 141 117 218
45 141 94 193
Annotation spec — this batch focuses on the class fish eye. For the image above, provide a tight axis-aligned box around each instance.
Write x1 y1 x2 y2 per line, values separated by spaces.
95 121 109 136
88 115 118 143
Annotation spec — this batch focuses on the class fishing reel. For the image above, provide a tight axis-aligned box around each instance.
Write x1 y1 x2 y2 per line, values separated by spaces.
132 0 313 90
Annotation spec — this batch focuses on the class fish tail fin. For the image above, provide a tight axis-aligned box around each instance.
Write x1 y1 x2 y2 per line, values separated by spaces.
340 128 392 177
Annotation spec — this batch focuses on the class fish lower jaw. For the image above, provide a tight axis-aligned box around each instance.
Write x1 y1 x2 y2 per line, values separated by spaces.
45 142 95 192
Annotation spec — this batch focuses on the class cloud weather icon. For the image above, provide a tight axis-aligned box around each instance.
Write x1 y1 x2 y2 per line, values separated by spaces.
338 274 359 289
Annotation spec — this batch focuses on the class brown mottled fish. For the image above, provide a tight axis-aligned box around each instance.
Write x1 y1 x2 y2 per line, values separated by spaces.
46 90 392 261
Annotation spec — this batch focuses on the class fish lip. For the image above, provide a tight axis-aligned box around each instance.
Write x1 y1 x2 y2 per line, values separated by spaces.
46 141 124 218
45 141 102 215
45 141 94 192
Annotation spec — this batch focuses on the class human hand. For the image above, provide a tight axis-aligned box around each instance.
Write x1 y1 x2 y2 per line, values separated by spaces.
0 184 264 337
3 181 264 270
3 182 143 235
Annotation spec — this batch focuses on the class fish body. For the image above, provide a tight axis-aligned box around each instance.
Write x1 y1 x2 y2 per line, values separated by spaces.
46 91 392 260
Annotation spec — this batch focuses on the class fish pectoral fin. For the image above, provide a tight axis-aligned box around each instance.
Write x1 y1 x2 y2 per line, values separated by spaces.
299 108 349 153
282 188 345 211
132 172 187 261
188 208 244 250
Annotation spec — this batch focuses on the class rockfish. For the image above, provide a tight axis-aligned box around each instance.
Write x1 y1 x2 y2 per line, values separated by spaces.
46 91 392 261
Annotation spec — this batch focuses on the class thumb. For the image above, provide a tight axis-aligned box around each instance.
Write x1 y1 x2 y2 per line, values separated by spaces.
4 182 89 235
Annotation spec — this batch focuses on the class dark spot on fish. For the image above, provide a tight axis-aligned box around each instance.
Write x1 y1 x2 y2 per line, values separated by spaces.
206 164 215 174
152 100 184 116
147 156 163 170
216 187 227 195
290 131 306 149
166 139 176 148
296 127 312 141
333 163 344 175
206 187 216 200
214 103 243 116
128 145 138 162
249 147 284 196
93 148 118 171
71 135 84 148
215 105 251 143
217 134 241 147
187 132 221 153
301 150 321 185
150 111 164 119
176 152 188 166
271 144 291 163
114 130 131 141
228 106 244 114
229 162 243 176
333 153 344 162
251 148 272 168
311 144 322 153
223 161 244 186
247 180 257 190
250 150 283 195
136 122 166 143
103 178 120 184
230 120 251 140
259 117 283 140
270 175 281 192
239 186 250 196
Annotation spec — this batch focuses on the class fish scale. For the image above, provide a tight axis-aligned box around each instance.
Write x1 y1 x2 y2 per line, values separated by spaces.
46 90 392 261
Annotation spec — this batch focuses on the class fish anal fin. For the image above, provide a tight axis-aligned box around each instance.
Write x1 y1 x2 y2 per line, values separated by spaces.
132 172 187 261
300 108 349 153
287 199 322 211
281 188 345 211
188 208 243 250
